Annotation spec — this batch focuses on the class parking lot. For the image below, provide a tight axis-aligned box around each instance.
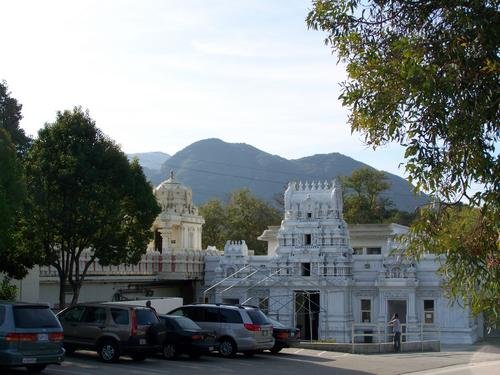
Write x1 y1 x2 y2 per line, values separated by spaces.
3 345 500 375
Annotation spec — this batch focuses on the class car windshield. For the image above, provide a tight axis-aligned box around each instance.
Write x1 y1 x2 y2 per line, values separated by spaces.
267 317 285 328
173 316 201 330
246 308 270 325
136 308 159 325
14 305 60 328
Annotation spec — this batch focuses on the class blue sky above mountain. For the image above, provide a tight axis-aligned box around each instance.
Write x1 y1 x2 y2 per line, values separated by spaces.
1 0 409 181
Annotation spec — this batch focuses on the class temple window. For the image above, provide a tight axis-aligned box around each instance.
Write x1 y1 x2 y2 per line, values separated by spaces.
361 299 371 322
305 234 312 245
307 212 312 218
424 300 435 324
366 247 381 255
353 247 363 255
301 263 311 276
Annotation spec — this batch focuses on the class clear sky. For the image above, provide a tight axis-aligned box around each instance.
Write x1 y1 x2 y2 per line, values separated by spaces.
0 0 408 178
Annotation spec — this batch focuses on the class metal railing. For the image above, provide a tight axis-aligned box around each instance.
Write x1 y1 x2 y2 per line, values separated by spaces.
351 322 441 353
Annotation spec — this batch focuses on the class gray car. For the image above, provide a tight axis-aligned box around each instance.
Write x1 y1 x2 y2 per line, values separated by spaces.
0 302 65 373
57 303 165 363
168 304 274 357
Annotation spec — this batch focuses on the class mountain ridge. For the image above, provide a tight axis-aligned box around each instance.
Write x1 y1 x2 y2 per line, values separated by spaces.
128 138 428 212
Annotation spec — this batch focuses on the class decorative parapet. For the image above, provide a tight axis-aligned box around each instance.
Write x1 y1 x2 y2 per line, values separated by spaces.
379 250 416 280
39 248 215 280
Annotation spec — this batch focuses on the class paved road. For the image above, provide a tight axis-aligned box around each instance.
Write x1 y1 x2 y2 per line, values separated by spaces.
3 344 500 375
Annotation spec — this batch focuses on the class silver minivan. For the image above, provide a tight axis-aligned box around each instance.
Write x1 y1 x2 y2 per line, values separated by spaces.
168 304 274 357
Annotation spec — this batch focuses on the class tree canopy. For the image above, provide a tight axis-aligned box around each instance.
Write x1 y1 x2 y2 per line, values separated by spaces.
307 1 499 327
0 129 32 278
199 189 282 255
0 81 30 156
23 107 160 307
342 167 416 225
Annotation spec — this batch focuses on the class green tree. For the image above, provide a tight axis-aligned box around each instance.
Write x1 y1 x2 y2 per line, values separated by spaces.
226 190 282 255
342 167 393 223
0 277 17 301
23 107 160 308
0 129 33 278
307 1 499 326
199 199 228 250
307 1 499 207
0 81 30 156
199 189 282 255
405 206 499 328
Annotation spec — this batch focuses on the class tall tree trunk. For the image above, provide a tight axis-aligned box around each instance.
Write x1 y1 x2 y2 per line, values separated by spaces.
70 282 80 306
58 273 67 310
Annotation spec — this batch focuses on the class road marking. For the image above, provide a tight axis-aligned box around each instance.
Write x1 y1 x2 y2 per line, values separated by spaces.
317 351 326 356
293 349 304 354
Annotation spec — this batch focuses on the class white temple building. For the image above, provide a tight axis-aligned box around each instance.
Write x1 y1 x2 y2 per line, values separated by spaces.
15 174 484 344
202 180 484 344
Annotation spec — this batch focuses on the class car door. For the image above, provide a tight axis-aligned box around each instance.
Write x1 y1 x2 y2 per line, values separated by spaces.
76 306 108 347
194 306 220 338
59 305 86 345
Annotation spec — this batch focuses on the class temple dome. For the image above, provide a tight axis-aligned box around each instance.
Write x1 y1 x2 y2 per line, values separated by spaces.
154 171 197 215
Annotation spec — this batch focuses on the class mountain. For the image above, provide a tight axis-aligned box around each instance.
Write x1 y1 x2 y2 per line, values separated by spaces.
127 152 171 172
141 138 428 212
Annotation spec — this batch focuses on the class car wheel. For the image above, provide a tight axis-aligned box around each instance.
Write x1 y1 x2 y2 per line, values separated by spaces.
270 346 283 354
131 353 147 362
26 364 47 373
219 338 236 358
98 340 120 363
162 343 177 360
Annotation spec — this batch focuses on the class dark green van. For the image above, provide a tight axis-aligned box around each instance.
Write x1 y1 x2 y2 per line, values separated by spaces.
0 302 65 373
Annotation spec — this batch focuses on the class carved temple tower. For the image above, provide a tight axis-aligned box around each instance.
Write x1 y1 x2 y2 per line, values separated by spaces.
267 179 354 341
150 172 204 253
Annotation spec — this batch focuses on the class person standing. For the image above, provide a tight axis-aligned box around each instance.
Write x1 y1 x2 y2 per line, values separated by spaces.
146 300 158 316
388 313 401 352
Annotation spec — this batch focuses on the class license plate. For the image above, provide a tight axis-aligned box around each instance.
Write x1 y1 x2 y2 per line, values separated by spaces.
139 339 147 345
208 346 214 351
22 358 37 364
38 333 48 341
290 332 295 337
263 330 267 336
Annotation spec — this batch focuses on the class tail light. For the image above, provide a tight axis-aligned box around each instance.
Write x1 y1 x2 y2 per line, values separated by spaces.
244 323 261 331
5 333 37 342
276 332 289 340
131 309 138 336
49 332 64 342
191 334 202 341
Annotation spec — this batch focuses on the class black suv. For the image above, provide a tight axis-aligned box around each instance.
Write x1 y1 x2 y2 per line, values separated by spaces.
57 303 165 363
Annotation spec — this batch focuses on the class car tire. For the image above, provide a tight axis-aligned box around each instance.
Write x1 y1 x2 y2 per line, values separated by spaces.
162 343 177 360
98 339 120 363
26 364 47 373
131 353 147 362
219 338 237 358
270 346 283 354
